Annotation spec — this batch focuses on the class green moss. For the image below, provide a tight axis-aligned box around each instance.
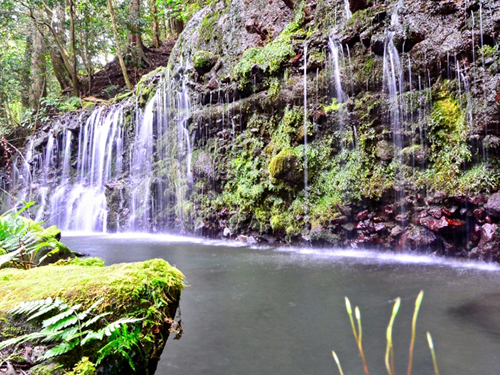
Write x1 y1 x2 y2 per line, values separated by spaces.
267 77 281 101
424 84 471 193
323 98 340 113
0 259 184 313
30 363 65 375
269 149 296 179
233 21 302 86
193 50 216 71
66 357 96 375
54 257 106 267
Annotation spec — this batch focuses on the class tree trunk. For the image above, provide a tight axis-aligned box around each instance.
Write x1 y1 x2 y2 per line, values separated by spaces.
25 2 80 95
107 0 133 90
21 34 33 109
128 0 148 66
31 25 47 112
66 0 79 97
50 49 72 92
151 0 160 48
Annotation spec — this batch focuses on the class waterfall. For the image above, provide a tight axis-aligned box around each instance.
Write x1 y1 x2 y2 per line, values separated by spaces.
343 0 352 19
383 0 406 220
303 42 309 216
328 36 350 146
10 66 197 233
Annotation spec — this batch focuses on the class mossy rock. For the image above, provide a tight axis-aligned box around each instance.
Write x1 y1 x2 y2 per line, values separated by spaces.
268 149 303 184
0 259 185 375
193 50 217 75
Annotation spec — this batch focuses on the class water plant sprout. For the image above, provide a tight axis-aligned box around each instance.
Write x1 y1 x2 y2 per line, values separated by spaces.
333 291 440 375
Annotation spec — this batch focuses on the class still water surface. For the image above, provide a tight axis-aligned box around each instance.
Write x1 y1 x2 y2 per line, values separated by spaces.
63 233 500 375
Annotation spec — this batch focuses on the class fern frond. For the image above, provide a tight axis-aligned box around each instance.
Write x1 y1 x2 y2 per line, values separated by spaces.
42 304 81 329
43 314 79 332
38 341 76 361
0 332 48 350
101 318 144 337
10 297 54 316
77 298 104 322
81 330 105 346
81 312 112 329
28 298 67 321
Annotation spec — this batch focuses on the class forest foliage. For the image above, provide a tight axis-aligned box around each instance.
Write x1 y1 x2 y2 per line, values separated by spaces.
0 0 209 137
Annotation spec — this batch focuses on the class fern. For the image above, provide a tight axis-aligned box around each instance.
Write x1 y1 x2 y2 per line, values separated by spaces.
1 297 144 367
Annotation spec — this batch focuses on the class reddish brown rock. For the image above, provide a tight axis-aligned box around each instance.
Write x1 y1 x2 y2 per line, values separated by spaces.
429 207 442 219
383 205 394 216
356 210 369 221
474 208 487 221
419 216 464 232
469 195 488 206
485 193 500 218
399 226 438 250
476 223 500 261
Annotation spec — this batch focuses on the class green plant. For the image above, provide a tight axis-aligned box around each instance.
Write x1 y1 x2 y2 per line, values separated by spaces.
0 297 142 365
0 201 69 269
333 291 439 375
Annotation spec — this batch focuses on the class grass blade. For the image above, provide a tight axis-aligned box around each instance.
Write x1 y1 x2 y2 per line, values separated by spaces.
427 332 440 375
355 306 370 375
407 291 424 375
332 350 345 375
385 298 401 375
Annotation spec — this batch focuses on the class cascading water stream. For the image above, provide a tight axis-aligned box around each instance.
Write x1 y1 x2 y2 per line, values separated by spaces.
383 0 406 221
303 42 309 217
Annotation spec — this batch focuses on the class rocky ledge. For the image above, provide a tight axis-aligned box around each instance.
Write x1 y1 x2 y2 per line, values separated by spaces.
0 258 184 375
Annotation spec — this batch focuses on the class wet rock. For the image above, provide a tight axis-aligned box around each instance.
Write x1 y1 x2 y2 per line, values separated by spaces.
374 222 387 232
349 0 373 13
428 207 442 219
485 193 500 218
383 205 395 216
476 223 500 261
237 235 257 244
428 191 447 204
375 140 393 161
356 210 369 221
419 215 464 233
336 204 352 218
470 224 482 247
474 208 487 221
390 225 404 237
399 225 438 250
469 195 488 206
342 223 355 232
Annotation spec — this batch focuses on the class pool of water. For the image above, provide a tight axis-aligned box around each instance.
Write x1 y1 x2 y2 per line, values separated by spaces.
63 233 500 375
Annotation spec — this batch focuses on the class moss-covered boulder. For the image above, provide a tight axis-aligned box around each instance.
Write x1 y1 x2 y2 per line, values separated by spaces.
268 149 303 184
0 258 185 375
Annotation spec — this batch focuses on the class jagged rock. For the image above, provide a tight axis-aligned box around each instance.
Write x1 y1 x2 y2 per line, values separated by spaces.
356 210 369 221
419 215 464 233
400 226 438 250
485 193 500 218
475 223 500 261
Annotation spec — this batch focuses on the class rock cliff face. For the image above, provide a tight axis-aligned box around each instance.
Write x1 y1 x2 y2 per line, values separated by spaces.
5 0 500 259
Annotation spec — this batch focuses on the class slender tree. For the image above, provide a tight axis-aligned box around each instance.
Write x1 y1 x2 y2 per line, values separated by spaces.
107 0 132 90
